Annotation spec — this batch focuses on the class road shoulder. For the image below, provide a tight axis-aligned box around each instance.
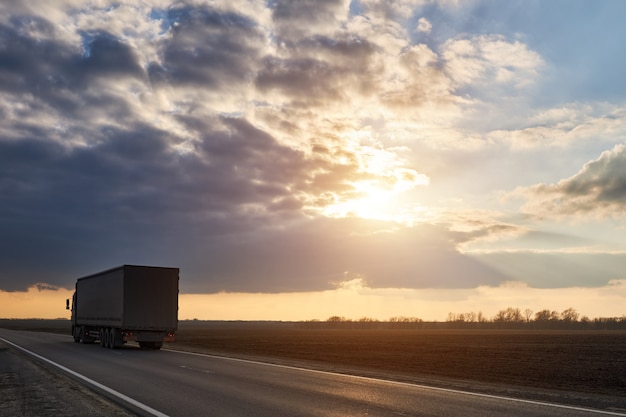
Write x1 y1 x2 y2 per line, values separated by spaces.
0 339 137 417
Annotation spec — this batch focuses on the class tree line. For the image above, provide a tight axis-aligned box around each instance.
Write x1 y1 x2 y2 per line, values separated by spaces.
446 307 626 330
298 308 626 330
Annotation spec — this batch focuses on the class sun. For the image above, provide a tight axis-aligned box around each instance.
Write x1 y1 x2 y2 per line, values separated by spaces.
311 135 431 223
322 173 431 223
324 183 390 220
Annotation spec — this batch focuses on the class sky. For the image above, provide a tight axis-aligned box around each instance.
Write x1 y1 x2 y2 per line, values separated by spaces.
1 0 626 321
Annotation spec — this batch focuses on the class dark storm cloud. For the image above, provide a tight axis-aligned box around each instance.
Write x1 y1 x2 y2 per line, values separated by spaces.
255 33 378 109
0 17 142 102
0 107 362 291
271 0 347 39
76 31 144 80
148 5 263 87
256 57 341 103
0 126 180 291
182 116 308 213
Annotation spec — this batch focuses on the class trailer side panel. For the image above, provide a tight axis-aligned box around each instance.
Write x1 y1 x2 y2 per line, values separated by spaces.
75 268 124 328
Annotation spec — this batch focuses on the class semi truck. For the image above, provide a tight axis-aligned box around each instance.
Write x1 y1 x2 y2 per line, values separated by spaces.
66 265 179 350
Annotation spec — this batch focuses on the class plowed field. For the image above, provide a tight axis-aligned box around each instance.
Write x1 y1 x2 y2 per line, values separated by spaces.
175 322 626 399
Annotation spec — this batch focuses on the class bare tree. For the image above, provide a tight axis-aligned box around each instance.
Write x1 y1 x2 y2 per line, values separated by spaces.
465 311 477 323
534 309 560 322
358 317 378 322
560 308 579 322
477 311 487 323
524 308 533 323
446 312 458 322
494 307 523 323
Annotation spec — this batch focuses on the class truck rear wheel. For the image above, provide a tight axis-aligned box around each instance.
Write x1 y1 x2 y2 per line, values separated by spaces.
102 328 109 348
79 326 86 343
107 328 114 349
111 328 122 349
72 326 80 343
100 328 106 347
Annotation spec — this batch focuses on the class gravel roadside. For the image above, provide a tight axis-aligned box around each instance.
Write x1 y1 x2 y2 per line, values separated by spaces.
0 340 137 417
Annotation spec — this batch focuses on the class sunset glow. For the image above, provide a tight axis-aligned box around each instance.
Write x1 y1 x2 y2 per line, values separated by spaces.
1 1 626 321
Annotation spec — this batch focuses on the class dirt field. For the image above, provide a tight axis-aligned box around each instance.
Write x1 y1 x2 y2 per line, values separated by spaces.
174 321 626 401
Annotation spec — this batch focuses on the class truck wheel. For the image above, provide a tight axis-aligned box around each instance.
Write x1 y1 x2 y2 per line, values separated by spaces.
72 326 80 343
79 326 86 343
106 328 113 349
100 328 106 347
111 329 122 349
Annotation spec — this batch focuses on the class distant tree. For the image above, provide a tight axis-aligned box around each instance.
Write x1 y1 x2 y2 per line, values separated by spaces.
534 309 560 322
391 316 412 323
493 307 523 323
524 309 534 323
326 316 346 322
465 312 477 323
477 311 487 323
560 308 579 322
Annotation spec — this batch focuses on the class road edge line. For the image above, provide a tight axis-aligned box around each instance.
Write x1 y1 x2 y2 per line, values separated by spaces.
0 336 170 417
166 348 626 417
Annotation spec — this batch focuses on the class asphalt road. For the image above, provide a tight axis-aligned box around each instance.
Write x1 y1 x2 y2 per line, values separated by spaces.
1 329 624 417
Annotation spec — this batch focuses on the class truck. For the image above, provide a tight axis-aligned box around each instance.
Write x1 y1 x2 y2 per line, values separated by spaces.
66 265 179 350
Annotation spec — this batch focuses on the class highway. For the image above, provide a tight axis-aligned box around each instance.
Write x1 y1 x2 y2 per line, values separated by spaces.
1 329 624 417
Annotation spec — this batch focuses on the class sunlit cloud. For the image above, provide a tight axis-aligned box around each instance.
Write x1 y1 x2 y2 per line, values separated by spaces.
415 17 432 33
513 144 626 219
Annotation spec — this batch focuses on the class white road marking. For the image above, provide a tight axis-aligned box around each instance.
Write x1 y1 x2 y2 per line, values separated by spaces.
0 337 170 417
179 364 213 374
166 348 626 416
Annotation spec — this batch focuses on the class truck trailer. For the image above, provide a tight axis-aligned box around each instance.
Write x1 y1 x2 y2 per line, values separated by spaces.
67 265 179 350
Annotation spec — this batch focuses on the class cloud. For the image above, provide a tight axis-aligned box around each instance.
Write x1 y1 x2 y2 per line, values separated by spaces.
514 144 626 218
442 34 543 92
272 0 350 39
486 104 626 149
472 250 626 289
178 218 508 293
1 0 616 300
416 17 432 33
149 5 265 89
